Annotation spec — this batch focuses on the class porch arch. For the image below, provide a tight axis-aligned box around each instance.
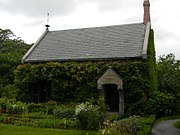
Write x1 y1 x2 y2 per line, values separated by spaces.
97 68 124 114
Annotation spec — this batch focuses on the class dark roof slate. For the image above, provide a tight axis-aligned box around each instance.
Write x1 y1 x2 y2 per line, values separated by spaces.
23 23 147 62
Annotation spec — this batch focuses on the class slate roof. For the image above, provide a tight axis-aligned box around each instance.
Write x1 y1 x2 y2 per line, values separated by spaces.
22 23 149 63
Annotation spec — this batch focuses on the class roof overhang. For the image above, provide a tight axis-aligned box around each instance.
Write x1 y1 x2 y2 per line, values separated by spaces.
23 56 142 63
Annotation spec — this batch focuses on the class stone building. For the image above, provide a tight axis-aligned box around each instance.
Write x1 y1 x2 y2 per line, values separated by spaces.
19 0 156 114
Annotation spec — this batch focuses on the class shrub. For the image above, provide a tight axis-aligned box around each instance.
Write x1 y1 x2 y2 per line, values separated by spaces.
27 103 47 113
13 117 31 126
0 114 14 124
0 98 27 115
0 97 8 113
27 101 58 115
12 101 27 114
121 116 142 134
97 96 108 114
5 101 27 115
99 115 143 135
1 85 18 99
0 114 8 123
75 102 104 130
53 106 75 118
144 91 175 116
45 101 57 115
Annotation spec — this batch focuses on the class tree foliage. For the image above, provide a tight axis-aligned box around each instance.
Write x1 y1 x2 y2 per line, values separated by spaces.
157 53 180 94
0 28 30 94
0 29 15 44
157 53 180 114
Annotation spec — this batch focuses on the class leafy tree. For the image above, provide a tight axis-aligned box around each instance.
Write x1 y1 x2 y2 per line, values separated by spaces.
157 53 180 113
0 28 30 97
157 53 180 94
0 29 15 44
0 28 29 54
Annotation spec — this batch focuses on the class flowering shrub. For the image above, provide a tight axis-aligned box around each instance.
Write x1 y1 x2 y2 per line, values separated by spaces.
75 102 104 130
6 101 27 115
99 115 142 135
75 102 90 115
0 98 27 114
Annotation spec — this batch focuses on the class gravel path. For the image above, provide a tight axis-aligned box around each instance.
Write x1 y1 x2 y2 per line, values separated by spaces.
151 119 180 135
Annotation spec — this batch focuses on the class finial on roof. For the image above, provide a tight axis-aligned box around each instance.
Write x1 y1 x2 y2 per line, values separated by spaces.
45 13 50 30
143 0 151 25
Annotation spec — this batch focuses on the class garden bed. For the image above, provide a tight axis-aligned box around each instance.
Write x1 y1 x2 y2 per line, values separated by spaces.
0 97 156 134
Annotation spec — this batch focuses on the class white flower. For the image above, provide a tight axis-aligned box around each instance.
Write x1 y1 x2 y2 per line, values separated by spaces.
12 104 16 109
75 102 95 115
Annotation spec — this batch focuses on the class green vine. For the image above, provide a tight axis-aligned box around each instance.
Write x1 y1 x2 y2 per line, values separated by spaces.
147 29 158 92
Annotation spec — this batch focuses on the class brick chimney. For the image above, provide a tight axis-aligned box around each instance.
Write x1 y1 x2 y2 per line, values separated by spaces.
143 0 151 25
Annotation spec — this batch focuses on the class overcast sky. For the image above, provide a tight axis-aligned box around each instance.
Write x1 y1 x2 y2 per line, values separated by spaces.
0 0 180 59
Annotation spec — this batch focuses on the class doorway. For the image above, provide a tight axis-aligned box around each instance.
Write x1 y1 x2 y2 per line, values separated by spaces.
103 84 119 112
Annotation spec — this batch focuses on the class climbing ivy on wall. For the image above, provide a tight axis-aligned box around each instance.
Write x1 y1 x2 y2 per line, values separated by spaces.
147 29 158 92
14 29 157 115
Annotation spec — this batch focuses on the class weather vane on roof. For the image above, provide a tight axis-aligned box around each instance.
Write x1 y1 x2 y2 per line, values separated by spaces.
45 13 50 30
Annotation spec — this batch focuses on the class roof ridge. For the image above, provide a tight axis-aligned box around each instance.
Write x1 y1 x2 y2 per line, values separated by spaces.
50 22 144 32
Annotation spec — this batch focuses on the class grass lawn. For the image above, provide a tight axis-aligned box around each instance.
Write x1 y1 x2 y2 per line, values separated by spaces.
174 120 180 129
155 115 180 123
0 124 97 135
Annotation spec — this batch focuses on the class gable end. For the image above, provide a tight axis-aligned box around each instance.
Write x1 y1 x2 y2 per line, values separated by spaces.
22 29 49 63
